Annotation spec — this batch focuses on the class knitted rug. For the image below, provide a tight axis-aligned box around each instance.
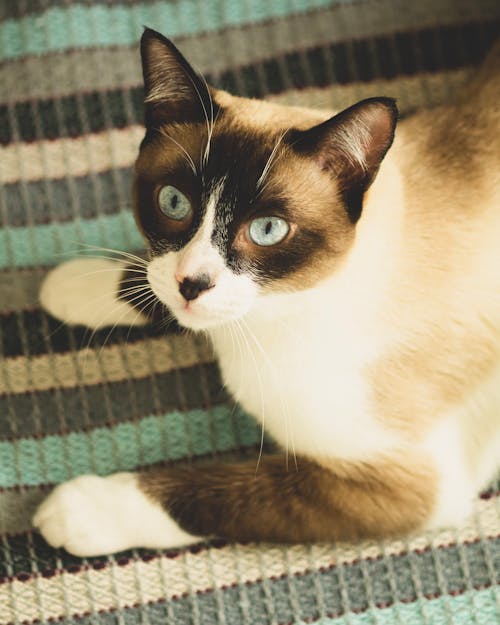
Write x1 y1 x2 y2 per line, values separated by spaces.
1 1 500 624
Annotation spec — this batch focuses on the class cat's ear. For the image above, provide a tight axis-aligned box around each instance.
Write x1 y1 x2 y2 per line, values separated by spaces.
140 27 213 127
291 97 398 222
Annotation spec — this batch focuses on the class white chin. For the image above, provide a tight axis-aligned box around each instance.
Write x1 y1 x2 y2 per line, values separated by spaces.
171 306 232 331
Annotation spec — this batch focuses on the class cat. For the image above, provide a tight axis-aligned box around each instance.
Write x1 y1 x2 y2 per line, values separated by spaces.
33 29 500 557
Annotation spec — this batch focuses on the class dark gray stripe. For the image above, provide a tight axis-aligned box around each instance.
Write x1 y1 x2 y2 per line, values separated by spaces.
1 532 498 623
0 62 487 228
0 304 180 359
1 167 133 228
0 362 227 438
3 18 499 148
0 267 46 313
0 47 142 105
0 486 49 535
1 0 498 105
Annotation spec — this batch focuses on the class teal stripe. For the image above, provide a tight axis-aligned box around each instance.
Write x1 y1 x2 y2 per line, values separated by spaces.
296 587 500 625
0 211 144 268
1 0 341 62
0 405 260 488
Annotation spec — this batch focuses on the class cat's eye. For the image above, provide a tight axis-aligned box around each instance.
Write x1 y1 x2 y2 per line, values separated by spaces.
157 185 192 221
248 216 290 247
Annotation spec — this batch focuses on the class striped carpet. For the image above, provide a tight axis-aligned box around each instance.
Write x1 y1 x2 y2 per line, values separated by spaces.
1 1 499 624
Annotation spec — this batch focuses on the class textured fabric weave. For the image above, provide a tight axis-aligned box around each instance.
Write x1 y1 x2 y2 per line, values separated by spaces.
1 1 499 624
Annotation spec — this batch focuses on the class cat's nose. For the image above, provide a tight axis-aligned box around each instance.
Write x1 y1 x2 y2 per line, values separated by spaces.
178 274 214 301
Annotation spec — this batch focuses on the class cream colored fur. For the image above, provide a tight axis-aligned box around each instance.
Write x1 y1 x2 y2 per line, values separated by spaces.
35 45 500 552
40 258 148 329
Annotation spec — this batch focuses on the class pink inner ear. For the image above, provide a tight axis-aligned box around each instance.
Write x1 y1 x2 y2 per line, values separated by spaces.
140 27 213 127
143 37 193 105
315 98 397 183
359 103 398 171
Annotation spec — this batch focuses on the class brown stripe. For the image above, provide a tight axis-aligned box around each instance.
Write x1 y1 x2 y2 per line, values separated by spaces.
0 333 214 395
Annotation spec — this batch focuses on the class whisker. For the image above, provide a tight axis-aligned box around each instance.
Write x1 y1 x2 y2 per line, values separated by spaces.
157 314 177 332
183 66 213 172
69 242 148 266
256 130 288 192
52 250 148 271
228 320 245 398
116 287 156 310
153 127 197 174
117 284 152 298
125 292 158 342
61 269 148 284
50 254 149 287
234 320 267 475
256 131 309 200
96 290 158 357
97 263 147 274
148 299 161 327
77 286 151 368
197 69 215 168
53 254 149 273
44 316 73 341
240 317 297 472
150 301 175 332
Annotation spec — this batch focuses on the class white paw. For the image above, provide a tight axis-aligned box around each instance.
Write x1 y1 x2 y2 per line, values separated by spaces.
40 258 149 329
33 473 200 557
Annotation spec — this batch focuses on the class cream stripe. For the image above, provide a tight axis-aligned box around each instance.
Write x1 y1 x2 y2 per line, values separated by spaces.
0 496 498 623
0 334 214 395
1 126 144 184
1 70 470 185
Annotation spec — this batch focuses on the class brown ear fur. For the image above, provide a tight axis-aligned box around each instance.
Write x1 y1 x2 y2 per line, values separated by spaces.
290 97 398 221
140 27 215 128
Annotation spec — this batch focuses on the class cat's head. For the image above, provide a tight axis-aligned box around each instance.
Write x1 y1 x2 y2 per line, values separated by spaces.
134 28 398 330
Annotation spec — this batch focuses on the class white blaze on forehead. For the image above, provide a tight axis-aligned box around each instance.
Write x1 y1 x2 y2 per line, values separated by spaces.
175 178 226 280
147 174 258 330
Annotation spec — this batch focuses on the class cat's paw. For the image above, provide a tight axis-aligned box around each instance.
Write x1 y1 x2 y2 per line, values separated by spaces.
32 473 200 557
40 258 148 329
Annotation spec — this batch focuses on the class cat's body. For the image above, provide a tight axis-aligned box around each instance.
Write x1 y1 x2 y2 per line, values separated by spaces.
210 89 500 526
34 31 500 556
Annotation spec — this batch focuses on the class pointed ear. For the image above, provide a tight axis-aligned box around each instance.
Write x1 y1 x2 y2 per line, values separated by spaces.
290 97 398 221
140 27 214 127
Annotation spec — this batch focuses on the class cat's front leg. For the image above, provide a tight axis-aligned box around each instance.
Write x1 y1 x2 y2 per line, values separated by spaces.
33 473 200 556
33 454 437 556
40 258 151 329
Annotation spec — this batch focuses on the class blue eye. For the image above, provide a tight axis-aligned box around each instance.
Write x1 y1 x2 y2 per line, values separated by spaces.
248 216 290 246
158 186 192 220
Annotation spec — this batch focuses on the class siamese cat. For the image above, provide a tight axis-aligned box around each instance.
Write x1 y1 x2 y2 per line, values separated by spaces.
33 29 500 557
